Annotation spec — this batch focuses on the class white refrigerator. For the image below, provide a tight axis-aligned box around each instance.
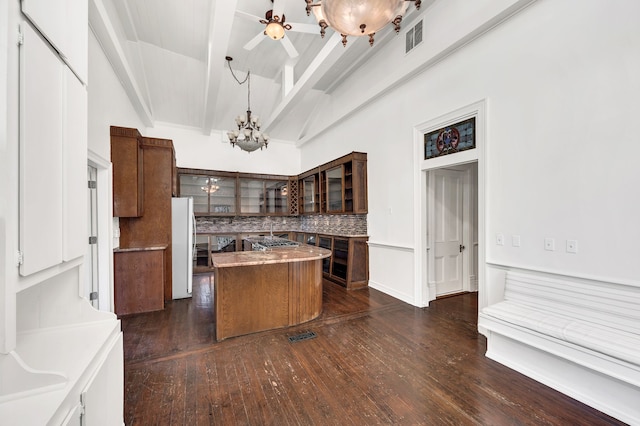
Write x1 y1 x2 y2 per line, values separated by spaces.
171 197 194 299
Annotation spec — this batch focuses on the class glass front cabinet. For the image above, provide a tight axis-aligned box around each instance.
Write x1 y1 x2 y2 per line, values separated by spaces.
178 152 366 216
179 172 236 215
178 169 289 216
298 172 319 214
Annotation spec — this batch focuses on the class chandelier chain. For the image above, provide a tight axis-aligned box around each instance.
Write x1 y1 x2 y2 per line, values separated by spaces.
227 59 251 112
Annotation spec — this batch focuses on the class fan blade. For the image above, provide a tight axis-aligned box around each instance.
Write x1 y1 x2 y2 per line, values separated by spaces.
287 22 322 34
280 36 299 58
235 10 263 22
243 32 265 51
272 0 285 19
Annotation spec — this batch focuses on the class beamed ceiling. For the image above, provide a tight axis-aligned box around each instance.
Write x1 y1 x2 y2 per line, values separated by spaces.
88 0 428 143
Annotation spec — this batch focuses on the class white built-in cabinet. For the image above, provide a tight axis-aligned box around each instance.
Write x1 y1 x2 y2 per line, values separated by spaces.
0 0 123 423
20 0 88 83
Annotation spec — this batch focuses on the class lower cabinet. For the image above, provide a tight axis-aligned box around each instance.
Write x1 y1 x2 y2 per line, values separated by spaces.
114 247 166 315
297 233 369 290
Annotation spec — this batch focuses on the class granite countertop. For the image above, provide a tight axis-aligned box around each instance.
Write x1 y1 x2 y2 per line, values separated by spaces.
211 245 331 268
196 230 369 238
114 245 168 252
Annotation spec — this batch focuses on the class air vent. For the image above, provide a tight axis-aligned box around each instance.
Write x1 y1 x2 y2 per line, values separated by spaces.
405 20 423 54
288 331 317 343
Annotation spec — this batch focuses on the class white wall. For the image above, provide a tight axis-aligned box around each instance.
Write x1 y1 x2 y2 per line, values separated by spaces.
88 30 147 160
144 125 300 176
300 0 640 304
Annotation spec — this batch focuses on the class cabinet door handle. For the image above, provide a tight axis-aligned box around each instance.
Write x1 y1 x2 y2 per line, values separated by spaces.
459 244 465 252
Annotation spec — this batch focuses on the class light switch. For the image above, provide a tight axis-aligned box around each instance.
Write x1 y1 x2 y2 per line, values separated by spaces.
512 235 521 247
544 237 555 251
496 233 504 246
566 240 578 254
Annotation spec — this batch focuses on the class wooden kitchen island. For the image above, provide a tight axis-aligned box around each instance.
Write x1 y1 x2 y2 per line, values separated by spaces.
211 245 332 341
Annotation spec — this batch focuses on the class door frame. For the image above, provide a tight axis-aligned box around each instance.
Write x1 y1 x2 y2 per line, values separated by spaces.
87 149 114 312
413 99 486 309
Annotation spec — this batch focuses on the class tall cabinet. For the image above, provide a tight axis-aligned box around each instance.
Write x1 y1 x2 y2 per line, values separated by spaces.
112 127 177 310
0 1 123 424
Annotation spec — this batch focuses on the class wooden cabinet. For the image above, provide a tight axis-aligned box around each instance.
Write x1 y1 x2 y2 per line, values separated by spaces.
240 177 288 215
178 152 366 217
110 126 144 217
114 248 165 316
112 128 175 302
319 152 368 214
179 171 237 215
298 171 320 214
300 152 368 215
178 168 290 216
294 233 369 289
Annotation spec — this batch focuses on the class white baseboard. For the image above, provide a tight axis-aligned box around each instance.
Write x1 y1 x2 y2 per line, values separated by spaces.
368 280 417 306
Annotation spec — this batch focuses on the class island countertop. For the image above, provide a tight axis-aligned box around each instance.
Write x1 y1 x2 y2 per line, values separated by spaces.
211 245 331 268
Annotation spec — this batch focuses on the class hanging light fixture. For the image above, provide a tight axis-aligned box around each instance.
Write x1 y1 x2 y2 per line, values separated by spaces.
225 57 270 153
261 9 292 40
201 178 220 194
305 0 421 46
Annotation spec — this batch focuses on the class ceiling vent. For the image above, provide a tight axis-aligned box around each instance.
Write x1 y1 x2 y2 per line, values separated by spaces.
405 19 423 54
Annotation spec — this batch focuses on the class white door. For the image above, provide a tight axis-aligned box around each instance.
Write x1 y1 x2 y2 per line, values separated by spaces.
432 169 464 296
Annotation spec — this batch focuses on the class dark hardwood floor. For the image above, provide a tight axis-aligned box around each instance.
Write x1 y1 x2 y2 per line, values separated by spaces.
121 274 625 425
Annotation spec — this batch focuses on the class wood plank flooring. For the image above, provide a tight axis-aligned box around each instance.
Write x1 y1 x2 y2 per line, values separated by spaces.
121 274 625 425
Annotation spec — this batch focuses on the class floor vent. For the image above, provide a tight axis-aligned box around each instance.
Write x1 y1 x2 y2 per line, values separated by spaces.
288 331 317 343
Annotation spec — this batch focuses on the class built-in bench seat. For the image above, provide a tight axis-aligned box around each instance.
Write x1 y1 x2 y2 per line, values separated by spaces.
478 271 640 425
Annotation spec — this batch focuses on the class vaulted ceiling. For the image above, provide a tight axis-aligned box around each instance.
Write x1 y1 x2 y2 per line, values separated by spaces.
88 0 426 143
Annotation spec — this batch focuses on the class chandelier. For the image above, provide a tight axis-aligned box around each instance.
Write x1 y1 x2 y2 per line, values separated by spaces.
201 178 219 194
305 0 421 46
225 57 270 153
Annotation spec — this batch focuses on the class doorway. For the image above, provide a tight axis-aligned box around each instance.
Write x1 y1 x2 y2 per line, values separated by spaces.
413 99 486 308
428 164 478 297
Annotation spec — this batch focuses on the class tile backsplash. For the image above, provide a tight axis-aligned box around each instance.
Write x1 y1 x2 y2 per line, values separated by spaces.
196 214 367 236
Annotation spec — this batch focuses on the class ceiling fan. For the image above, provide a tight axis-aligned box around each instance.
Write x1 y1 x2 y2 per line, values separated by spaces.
236 0 321 58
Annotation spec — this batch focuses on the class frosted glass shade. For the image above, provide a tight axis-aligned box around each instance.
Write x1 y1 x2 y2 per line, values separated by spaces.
265 22 285 40
321 0 405 36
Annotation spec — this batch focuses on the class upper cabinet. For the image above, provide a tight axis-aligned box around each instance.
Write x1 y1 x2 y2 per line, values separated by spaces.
298 172 319 214
176 152 366 217
240 178 288 215
180 172 237 215
111 127 144 217
178 169 290 217
308 152 368 215
19 21 88 276
21 0 88 83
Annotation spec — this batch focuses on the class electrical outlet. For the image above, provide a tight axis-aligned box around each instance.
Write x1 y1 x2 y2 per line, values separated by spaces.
496 233 504 246
544 237 555 251
566 240 578 254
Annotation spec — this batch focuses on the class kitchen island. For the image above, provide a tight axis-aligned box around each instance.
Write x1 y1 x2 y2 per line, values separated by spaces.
211 244 332 341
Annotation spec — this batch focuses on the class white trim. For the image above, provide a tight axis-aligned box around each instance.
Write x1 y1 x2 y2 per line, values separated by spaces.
414 99 487 309
368 279 415 306
486 261 640 288
367 241 414 252
87 149 114 312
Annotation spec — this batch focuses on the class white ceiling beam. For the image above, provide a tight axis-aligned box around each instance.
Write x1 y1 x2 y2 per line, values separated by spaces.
264 32 355 131
88 0 153 127
201 0 238 135
282 62 294 98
